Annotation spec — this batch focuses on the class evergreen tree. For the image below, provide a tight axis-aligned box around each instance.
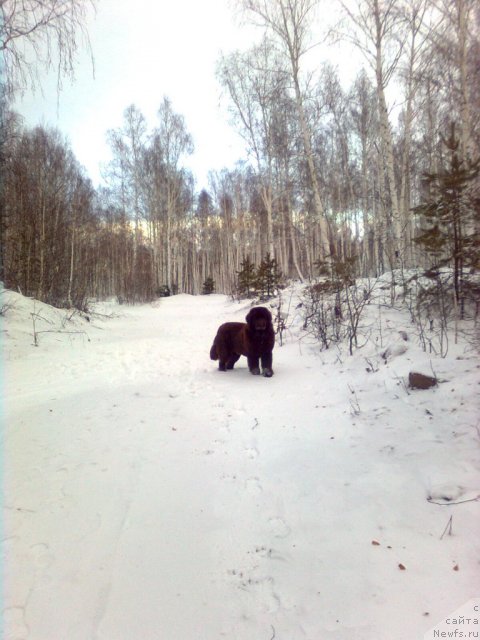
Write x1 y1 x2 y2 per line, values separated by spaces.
313 255 358 320
413 123 479 317
196 189 214 219
314 256 357 292
255 253 282 300
202 277 215 295
236 256 257 299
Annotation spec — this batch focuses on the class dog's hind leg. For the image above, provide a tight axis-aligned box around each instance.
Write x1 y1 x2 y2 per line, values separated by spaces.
226 353 240 370
217 346 231 372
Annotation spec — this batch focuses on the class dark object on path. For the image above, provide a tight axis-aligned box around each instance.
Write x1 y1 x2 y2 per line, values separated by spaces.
210 307 275 377
409 372 437 390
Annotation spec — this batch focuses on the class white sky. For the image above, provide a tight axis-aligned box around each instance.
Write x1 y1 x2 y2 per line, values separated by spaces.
14 0 361 191
14 0 258 189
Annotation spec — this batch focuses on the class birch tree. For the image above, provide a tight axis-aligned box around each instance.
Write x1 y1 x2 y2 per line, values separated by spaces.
106 105 148 299
349 70 379 274
396 0 431 262
0 0 95 97
240 0 331 259
431 0 479 162
340 0 406 266
218 37 288 258
154 97 194 291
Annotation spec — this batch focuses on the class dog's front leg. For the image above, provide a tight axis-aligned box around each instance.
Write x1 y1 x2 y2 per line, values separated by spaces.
247 355 261 375
260 352 273 377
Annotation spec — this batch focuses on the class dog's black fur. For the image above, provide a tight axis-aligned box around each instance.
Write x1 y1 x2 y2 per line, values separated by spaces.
209 306 275 377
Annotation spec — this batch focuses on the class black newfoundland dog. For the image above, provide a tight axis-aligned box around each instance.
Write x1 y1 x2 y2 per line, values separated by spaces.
210 306 275 377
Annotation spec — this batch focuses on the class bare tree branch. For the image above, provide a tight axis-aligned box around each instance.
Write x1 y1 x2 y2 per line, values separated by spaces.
0 0 96 97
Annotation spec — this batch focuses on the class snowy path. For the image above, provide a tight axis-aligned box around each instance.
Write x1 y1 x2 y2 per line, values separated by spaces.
3 293 479 639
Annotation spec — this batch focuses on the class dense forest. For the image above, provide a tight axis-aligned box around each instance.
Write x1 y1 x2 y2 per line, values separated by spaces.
1 0 479 312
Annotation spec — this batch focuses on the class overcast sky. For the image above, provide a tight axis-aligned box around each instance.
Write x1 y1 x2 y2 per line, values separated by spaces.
14 0 260 189
14 0 359 192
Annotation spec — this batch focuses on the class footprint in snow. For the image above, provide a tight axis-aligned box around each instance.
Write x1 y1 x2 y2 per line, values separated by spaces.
221 474 237 483
268 517 291 539
30 542 54 570
239 575 282 614
245 477 263 494
228 570 281 613
3 607 29 640
253 545 285 561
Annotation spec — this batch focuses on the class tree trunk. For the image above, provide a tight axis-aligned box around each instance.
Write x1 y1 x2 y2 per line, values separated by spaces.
375 36 401 265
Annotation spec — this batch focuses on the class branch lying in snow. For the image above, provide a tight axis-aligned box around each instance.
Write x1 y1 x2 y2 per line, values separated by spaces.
440 515 453 540
391 370 410 395
31 305 90 346
0 300 16 316
35 329 90 339
427 495 480 506
348 384 361 415
32 321 90 346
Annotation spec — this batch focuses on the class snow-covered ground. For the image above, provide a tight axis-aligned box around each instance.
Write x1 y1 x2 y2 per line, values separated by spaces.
2 283 479 640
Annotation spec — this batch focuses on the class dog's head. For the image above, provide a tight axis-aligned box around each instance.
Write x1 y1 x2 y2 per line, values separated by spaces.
246 306 272 332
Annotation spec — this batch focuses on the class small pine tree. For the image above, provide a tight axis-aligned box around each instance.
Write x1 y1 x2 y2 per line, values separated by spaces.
202 277 215 295
313 255 358 319
236 257 257 299
255 253 282 300
314 256 357 291
413 122 479 318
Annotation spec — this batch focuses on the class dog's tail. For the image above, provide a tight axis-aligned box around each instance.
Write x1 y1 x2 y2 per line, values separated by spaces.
210 341 218 361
